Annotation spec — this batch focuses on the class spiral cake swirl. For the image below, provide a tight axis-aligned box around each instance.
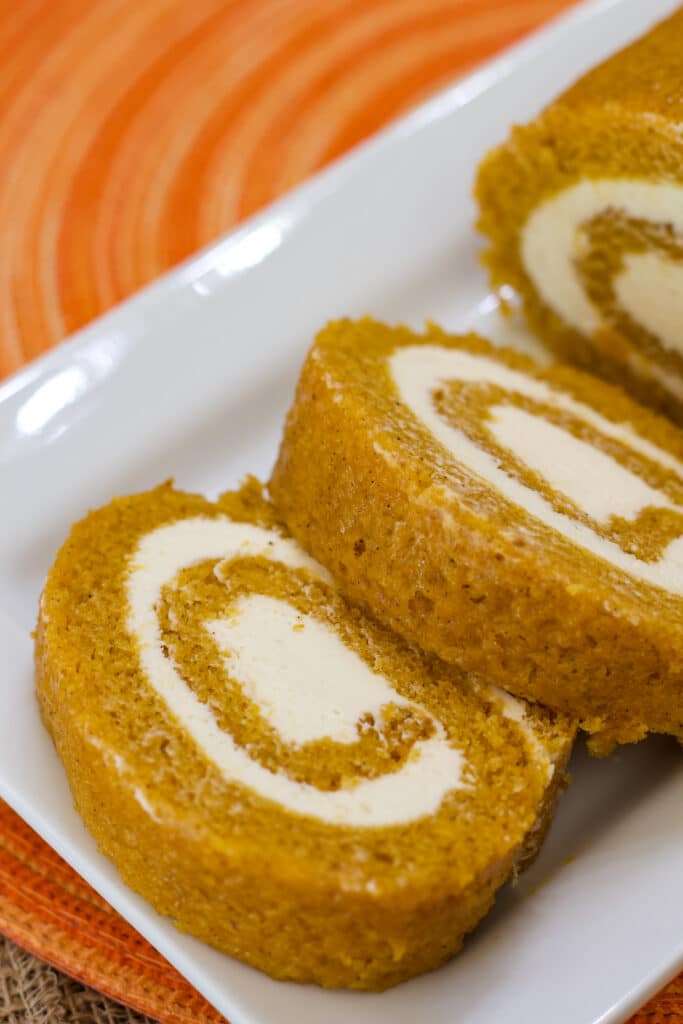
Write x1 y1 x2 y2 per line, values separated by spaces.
271 319 683 752
476 7 683 424
36 480 571 989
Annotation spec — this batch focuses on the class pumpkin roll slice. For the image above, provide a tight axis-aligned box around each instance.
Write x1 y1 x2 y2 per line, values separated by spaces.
271 319 683 753
476 7 683 425
35 480 572 991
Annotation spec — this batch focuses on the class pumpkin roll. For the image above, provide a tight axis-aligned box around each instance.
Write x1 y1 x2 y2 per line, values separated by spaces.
271 319 683 753
476 7 683 424
35 480 572 990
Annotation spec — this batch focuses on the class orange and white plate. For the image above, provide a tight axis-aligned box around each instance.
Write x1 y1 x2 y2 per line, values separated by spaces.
0 1 681 1022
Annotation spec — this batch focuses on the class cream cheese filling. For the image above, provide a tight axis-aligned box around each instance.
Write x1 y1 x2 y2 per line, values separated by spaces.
126 517 464 826
520 180 683 394
390 345 683 594
614 251 683 357
210 594 418 746
487 404 675 525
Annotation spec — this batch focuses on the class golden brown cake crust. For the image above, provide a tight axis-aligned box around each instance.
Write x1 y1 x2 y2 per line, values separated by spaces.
36 480 572 989
270 319 683 754
557 9 683 121
475 7 683 423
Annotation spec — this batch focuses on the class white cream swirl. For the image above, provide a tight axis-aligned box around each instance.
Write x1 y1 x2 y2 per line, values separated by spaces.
126 517 465 827
521 179 683 399
390 345 683 594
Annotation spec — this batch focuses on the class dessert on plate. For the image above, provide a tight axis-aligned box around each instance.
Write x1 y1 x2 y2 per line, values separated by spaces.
36 6 683 997
35 479 572 990
271 318 683 754
476 7 683 424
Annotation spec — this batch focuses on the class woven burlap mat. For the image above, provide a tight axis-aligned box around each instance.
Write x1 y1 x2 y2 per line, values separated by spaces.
0 935 154 1024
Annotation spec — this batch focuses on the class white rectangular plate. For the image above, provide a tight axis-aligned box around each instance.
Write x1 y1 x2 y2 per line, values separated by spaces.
1 1 682 1022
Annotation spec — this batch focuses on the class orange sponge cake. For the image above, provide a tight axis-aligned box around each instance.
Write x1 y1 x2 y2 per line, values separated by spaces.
36 480 572 990
271 319 683 754
476 7 683 424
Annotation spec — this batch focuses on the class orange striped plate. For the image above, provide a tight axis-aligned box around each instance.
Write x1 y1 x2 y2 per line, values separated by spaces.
0 1 679 1021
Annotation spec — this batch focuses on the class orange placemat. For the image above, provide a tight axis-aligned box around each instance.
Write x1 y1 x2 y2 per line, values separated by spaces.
0 1 680 1021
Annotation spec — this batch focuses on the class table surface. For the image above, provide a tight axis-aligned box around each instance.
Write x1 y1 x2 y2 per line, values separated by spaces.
0 1 680 1021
